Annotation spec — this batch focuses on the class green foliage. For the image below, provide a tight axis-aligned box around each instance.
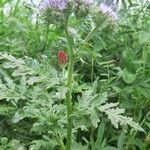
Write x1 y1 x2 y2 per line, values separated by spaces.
0 52 146 149
0 0 150 150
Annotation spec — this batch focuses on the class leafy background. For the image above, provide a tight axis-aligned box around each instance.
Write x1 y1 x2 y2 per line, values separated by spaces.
0 0 150 150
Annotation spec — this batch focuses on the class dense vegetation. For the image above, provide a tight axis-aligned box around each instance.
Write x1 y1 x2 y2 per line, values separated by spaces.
0 0 150 149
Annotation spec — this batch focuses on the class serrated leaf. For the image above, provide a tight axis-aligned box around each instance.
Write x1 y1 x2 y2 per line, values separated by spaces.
98 103 144 131
90 110 100 128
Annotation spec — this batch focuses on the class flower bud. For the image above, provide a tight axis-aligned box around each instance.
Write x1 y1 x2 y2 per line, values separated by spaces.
58 50 68 65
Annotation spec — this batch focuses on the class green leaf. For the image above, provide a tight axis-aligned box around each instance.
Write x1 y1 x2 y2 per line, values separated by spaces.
0 137 8 145
117 130 126 150
72 142 88 150
95 121 105 149
122 68 136 83
130 138 144 149
104 146 117 150
139 31 150 44
90 110 100 128
120 100 135 109
0 105 15 115
98 103 144 131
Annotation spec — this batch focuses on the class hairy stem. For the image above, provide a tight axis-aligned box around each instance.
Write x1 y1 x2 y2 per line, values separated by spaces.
41 24 50 52
91 57 94 82
64 19 74 150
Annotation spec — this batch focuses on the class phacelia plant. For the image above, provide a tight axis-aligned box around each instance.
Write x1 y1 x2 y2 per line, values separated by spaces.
0 0 147 150
37 1 144 150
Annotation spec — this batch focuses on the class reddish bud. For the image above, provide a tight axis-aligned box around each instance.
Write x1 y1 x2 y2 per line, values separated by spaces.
58 50 68 65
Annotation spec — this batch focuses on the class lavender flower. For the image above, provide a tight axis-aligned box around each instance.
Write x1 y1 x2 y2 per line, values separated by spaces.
39 0 67 10
83 0 94 5
99 2 118 20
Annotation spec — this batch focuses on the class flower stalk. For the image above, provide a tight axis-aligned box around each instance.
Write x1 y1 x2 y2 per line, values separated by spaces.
64 18 75 150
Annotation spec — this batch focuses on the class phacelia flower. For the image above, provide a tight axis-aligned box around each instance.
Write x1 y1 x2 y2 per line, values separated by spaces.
39 0 67 10
99 2 118 20
58 50 68 65
83 0 94 5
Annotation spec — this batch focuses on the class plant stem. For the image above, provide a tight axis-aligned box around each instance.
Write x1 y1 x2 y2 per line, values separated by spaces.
41 24 50 52
55 134 66 150
64 19 74 150
91 57 94 82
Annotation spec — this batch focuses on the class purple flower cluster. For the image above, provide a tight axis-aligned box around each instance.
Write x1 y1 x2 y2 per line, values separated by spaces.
39 0 67 10
83 0 94 5
99 2 118 20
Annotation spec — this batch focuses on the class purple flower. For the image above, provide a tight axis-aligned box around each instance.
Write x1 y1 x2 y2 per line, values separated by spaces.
99 2 118 20
39 0 67 10
83 0 94 5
